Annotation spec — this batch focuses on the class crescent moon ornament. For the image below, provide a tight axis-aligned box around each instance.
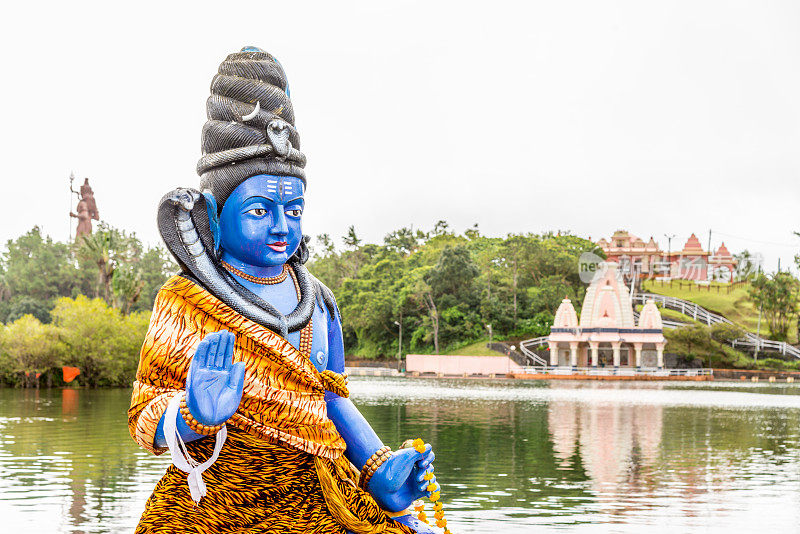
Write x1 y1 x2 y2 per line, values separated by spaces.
241 101 261 122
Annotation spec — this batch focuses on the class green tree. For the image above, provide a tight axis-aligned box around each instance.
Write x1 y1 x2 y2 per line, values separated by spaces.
112 264 144 315
497 235 531 323
338 250 410 357
131 245 176 313
0 227 84 322
343 225 362 250
3 296 53 324
749 272 799 341
463 223 480 241
309 234 347 290
75 223 143 305
384 227 423 255
734 250 758 281
422 245 480 353
432 220 451 237
340 226 370 279
308 224 604 357
314 233 336 257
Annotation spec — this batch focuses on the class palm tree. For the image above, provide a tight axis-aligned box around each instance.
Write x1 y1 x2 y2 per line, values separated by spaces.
112 265 144 315
75 223 142 305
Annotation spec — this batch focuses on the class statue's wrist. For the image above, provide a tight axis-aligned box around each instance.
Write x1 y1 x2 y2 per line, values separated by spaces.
359 446 393 491
179 393 224 435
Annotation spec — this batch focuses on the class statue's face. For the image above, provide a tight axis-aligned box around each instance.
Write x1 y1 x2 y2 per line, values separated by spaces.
219 174 304 268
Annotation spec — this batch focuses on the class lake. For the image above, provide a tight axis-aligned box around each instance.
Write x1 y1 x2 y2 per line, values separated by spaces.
2 378 800 533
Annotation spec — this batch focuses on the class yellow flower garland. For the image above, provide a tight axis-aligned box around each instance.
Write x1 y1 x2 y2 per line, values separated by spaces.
411 438 452 533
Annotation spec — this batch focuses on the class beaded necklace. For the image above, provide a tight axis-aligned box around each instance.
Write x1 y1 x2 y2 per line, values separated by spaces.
222 261 313 358
221 261 289 285
288 266 314 357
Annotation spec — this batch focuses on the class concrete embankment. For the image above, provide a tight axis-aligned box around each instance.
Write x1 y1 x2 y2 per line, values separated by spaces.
712 368 799 382
405 354 714 381
507 372 712 381
345 366 402 377
349 355 797 382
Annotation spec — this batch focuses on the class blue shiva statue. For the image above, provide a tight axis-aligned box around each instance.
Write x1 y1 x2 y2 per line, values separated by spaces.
127 47 439 534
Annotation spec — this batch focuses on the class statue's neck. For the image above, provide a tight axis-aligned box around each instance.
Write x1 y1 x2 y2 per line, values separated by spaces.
220 252 286 278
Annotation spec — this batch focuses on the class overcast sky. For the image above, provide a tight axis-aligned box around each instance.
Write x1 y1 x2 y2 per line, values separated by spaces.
2 1 798 271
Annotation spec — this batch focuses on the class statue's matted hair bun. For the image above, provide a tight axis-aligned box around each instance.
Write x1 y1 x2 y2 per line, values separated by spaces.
198 47 306 207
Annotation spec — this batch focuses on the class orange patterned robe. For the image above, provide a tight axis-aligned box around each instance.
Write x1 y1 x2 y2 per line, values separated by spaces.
128 275 413 534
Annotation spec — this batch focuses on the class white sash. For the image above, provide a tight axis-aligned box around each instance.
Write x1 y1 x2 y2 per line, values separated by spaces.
163 391 227 504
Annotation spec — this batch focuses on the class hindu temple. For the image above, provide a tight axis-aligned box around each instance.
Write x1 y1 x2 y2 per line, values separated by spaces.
597 230 738 282
547 262 667 368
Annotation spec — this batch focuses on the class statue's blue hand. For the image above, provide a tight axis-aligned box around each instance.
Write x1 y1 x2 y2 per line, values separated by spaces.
186 330 246 426
368 444 439 513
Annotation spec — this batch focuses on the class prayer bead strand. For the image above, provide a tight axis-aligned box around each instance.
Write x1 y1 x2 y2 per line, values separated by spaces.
359 446 393 490
179 394 225 435
288 267 314 356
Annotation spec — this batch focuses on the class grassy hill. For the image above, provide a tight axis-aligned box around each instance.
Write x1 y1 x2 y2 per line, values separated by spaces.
635 304 700 326
443 339 504 356
641 280 798 344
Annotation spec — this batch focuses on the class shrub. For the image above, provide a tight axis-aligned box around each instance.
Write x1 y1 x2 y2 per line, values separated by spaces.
0 314 64 386
51 296 150 387
709 323 746 344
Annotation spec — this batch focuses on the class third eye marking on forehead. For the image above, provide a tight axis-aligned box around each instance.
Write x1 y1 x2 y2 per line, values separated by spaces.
279 179 294 199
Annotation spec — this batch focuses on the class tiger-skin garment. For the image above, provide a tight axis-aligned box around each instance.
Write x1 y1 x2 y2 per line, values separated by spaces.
128 275 414 534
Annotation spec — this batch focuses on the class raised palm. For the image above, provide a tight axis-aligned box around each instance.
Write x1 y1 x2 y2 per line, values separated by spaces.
186 330 246 426
368 444 438 513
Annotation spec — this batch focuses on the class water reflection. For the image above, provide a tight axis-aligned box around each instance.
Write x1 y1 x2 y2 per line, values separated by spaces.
0 388 170 533
549 389 663 491
1 381 800 533
353 379 800 532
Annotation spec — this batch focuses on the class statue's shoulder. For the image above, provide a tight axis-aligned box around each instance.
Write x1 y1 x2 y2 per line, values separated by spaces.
152 273 209 308
307 272 339 321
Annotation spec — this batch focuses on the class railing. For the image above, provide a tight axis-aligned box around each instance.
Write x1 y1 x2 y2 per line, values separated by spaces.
486 342 540 367
647 279 748 294
730 337 800 358
631 309 687 330
518 336 549 366
519 366 714 377
633 292 800 359
632 293 731 326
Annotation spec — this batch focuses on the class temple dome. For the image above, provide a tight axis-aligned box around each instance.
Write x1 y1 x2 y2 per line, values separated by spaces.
579 263 636 329
553 298 578 328
714 242 733 260
681 233 707 255
638 299 663 329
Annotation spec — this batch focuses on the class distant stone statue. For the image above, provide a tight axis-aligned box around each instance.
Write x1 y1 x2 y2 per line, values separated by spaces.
70 177 99 239
80 178 99 220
